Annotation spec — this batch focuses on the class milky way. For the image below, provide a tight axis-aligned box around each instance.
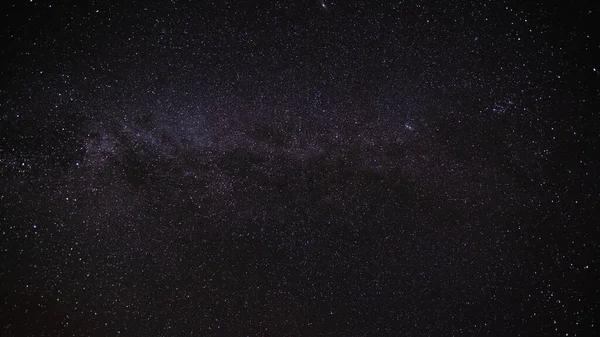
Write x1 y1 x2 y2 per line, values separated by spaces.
1 0 598 335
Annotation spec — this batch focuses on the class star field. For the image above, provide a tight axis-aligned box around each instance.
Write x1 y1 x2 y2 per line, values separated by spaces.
1 0 598 336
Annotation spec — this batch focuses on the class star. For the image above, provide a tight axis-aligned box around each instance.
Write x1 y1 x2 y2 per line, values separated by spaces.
1 1 595 336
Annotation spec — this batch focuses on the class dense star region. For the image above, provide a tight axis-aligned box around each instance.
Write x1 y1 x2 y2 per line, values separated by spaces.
1 0 598 336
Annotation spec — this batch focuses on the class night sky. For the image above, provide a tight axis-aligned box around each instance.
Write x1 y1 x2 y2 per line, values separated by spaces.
1 0 599 336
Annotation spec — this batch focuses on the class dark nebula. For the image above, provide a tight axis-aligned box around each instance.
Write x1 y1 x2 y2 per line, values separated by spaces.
1 0 598 335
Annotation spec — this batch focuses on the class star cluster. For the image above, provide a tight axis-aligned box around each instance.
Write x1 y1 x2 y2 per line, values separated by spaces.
1 0 598 335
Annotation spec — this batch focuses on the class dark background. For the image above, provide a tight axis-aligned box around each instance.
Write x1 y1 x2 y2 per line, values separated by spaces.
1 0 598 335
